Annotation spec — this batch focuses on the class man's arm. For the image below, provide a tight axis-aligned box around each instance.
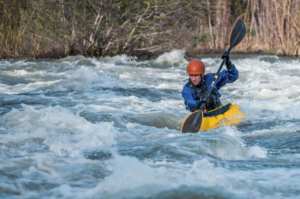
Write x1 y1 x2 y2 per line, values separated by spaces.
182 86 199 112
216 64 239 89
205 64 239 90
226 64 239 83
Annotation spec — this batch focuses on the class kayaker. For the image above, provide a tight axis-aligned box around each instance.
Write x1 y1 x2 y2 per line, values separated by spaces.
182 51 239 112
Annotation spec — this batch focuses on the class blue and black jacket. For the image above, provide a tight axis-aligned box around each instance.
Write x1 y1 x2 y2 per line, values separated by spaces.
182 64 239 112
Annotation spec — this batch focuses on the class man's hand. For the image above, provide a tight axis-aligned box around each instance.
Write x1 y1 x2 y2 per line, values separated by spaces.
221 51 232 69
196 96 208 108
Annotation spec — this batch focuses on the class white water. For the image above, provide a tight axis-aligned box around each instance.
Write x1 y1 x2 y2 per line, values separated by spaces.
1 51 300 198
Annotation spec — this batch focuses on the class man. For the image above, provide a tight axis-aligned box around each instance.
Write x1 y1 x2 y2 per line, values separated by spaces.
182 52 239 112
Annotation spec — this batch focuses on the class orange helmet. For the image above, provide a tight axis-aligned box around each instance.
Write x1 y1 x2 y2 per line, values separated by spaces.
186 59 205 75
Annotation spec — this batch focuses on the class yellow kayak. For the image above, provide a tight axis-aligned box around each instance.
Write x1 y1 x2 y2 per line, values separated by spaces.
181 103 246 132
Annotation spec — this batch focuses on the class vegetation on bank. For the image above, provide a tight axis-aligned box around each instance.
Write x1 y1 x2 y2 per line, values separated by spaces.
1 0 300 59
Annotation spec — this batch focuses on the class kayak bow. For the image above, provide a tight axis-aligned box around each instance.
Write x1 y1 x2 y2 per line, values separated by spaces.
181 103 245 132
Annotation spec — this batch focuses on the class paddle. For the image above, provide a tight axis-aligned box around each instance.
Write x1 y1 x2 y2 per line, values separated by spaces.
181 19 246 133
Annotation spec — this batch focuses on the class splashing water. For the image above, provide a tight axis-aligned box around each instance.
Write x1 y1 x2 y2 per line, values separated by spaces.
0 51 300 198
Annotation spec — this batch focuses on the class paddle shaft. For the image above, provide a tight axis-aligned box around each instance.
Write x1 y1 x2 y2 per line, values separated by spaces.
186 47 232 133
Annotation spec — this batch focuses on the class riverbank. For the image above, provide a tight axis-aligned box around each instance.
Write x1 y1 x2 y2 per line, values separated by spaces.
0 46 292 61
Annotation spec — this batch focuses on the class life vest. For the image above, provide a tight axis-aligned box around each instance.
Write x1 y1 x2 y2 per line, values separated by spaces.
186 78 222 111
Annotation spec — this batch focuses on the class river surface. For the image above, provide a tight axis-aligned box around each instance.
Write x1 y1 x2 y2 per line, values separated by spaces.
0 50 300 199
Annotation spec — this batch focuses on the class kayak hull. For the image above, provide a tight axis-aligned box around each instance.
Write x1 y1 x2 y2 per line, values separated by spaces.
201 103 245 131
181 103 245 132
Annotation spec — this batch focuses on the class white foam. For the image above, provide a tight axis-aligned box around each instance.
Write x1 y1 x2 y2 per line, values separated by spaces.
201 57 216 65
0 104 117 157
243 122 300 137
81 153 299 198
151 50 188 68
1 54 300 198
249 145 268 158
154 50 186 64
0 80 61 94
101 54 138 64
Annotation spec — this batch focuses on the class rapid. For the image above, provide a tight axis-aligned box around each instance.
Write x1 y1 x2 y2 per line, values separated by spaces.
1 50 300 199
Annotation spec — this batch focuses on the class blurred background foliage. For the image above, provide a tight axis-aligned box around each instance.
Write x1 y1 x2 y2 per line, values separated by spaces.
0 0 300 58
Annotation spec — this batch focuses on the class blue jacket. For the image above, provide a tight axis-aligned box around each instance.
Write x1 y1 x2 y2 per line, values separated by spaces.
182 64 239 112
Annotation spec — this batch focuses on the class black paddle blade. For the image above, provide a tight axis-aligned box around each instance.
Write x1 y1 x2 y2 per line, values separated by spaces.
181 111 203 133
229 19 246 48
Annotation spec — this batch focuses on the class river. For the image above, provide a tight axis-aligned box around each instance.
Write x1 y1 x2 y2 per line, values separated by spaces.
0 50 300 199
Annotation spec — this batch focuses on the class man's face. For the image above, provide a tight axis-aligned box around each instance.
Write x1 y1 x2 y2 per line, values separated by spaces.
189 74 202 86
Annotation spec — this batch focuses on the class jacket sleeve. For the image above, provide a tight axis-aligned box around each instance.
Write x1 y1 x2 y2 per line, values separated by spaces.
214 64 239 89
181 86 198 112
226 64 239 83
